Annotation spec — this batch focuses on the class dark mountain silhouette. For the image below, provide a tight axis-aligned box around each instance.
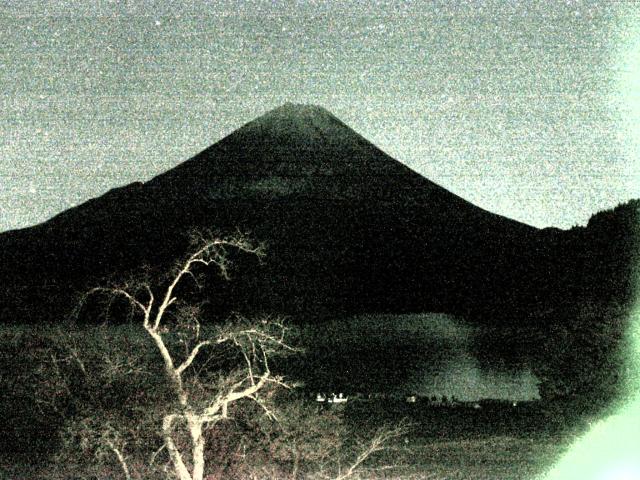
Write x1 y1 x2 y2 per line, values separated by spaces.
0 104 532 322
0 103 639 408
0 104 637 335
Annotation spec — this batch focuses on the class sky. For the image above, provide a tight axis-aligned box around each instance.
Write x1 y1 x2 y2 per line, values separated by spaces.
1 0 639 232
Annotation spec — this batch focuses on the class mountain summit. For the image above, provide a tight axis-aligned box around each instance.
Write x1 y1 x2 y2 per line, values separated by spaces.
148 103 457 205
237 102 358 146
215 102 379 162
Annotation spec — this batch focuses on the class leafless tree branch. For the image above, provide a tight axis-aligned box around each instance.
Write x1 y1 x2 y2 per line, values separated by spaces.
77 232 290 480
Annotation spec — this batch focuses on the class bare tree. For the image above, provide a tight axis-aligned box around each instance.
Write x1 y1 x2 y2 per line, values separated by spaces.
250 397 411 480
307 421 411 480
43 231 411 480
329 422 410 480
80 232 296 480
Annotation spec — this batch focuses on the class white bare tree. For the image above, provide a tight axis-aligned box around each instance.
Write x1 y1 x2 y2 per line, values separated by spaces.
81 232 295 480
51 231 413 480
328 422 410 480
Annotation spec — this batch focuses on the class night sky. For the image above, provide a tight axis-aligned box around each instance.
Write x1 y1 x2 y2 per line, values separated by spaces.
1 0 639 232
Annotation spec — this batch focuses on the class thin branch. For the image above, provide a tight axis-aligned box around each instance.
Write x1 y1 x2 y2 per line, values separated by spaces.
149 444 166 467
235 340 255 386
87 287 148 317
333 424 410 480
105 440 132 480
248 394 279 422
176 340 213 375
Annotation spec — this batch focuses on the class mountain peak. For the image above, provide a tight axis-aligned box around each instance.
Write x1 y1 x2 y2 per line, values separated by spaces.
245 102 345 137
272 102 332 116
149 102 448 201
265 102 342 124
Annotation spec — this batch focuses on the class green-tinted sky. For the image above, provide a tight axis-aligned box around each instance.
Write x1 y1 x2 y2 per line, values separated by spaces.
1 0 638 232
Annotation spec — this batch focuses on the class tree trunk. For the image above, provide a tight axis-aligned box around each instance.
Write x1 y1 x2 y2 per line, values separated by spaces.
292 443 300 480
163 414 192 480
189 415 205 480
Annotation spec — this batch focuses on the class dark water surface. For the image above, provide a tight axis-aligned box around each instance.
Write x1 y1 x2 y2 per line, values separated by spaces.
297 313 540 401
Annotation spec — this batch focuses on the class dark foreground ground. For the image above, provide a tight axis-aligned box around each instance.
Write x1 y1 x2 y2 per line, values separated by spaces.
341 400 585 479
0 400 590 480
0 323 604 479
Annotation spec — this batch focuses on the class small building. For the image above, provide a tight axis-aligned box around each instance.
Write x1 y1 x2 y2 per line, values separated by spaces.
328 392 348 404
315 392 348 404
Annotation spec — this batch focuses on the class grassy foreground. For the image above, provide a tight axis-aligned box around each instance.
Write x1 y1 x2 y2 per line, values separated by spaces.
0 323 591 479
0 428 576 479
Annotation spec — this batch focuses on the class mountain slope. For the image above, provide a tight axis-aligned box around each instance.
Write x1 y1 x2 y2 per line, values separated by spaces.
148 103 487 206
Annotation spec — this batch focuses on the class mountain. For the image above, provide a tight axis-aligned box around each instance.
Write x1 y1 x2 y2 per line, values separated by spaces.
0 104 636 330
